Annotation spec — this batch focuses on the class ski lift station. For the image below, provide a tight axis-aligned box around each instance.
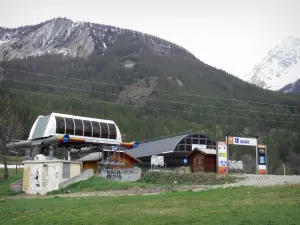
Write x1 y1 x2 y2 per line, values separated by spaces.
28 112 122 147
7 112 140 195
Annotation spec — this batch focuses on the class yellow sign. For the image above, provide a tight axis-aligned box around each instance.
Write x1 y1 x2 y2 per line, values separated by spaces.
218 153 227 157
227 136 234 144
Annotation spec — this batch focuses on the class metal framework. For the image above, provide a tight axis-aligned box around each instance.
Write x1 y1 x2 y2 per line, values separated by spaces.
174 134 217 152
225 133 260 174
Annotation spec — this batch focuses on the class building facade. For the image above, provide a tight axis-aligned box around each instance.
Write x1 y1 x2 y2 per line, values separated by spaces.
126 132 217 169
186 148 216 173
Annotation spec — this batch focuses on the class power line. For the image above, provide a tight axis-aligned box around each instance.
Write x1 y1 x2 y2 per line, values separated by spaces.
3 78 300 118
4 87 299 124
2 67 299 109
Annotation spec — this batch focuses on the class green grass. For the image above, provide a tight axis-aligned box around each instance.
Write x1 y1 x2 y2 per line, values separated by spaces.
0 168 23 196
0 167 239 197
139 171 240 185
48 172 239 195
48 176 152 195
1 185 300 225
1 156 25 165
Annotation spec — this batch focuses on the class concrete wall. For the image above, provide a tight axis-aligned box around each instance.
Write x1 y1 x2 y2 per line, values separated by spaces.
59 169 94 189
22 160 82 195
99 167 141 182
70 163 82 178
10 179 23 192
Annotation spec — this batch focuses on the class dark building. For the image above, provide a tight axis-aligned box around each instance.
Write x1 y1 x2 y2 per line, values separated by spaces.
126 132 217 169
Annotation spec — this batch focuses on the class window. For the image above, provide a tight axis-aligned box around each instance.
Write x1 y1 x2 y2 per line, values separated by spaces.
83 120 92 137
55 116 65 134
186 137 192 144
192 138 199 144
65 118 74 135
199 139 206 145
108 123 117 139
100 122 109 139
177 144 186 151
91 121 100 138
74 119 83 136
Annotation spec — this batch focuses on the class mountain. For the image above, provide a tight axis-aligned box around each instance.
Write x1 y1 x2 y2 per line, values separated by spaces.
1 18 300 174
280 78 300 94
0 17 194 61
245 36 300 91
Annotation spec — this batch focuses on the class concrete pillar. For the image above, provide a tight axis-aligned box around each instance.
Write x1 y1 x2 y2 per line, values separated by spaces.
31 146 41 159
49 149 54 160
61 146 68 160
25 149 31 160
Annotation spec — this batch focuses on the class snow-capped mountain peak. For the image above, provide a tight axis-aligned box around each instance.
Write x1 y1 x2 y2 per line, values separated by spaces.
245 36 300 91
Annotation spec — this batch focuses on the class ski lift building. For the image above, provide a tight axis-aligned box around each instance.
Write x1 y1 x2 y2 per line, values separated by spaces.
126 132 217 168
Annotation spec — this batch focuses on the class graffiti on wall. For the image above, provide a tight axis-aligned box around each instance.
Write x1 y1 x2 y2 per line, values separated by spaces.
106 170 122 180
41 164 49 188
33 170 40 188
28 163 61 195
100 167 141 182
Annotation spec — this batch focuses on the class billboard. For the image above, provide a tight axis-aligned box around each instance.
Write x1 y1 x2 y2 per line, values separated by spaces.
227 136 257 146
258 144 267 175
217 141 228 175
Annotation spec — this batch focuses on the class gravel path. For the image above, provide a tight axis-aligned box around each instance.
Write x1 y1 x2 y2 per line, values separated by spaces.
3 174 300 200
227 174 300 187
193 174 300 191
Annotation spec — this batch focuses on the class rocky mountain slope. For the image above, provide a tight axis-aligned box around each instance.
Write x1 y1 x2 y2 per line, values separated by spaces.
244 36 300 91
280 78 300 94
0 17 194 62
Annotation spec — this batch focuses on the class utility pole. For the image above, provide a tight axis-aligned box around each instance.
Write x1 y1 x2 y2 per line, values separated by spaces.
282 164 286 176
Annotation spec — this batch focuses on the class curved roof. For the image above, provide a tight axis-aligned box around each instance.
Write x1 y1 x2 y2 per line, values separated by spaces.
126 132 189 158
126 132 216 158
28 112 122 145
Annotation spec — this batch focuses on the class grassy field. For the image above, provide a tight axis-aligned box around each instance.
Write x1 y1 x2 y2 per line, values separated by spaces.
1 168 240 196
49 172 239 195
1 156 25 165
1 185 300 225
0 168 23 196
48 176 152 195
139 171 240 185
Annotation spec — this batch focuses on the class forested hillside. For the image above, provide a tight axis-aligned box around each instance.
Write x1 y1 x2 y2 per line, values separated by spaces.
0 18 300 174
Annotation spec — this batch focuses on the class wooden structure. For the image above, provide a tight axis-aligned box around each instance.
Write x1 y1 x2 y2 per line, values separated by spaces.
77 150 141 174
186 148 217 173
77 152 101 174
106 151 141 169
83 161 99 174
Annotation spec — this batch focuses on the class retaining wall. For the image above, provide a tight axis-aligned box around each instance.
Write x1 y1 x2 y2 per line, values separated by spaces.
59 169 94 189
10 179 23 192
99 167 141 182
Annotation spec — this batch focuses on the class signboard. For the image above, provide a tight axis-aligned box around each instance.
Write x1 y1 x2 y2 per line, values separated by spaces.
217 141 228 175
258 144 267 175
192 144 206 150
227 136 257 146
62 134 70 143
133 142 139 148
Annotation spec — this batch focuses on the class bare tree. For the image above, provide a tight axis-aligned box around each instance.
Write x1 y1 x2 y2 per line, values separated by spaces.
0 95 22 179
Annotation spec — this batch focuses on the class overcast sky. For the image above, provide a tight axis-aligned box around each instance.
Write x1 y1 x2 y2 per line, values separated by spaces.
0 0 299 78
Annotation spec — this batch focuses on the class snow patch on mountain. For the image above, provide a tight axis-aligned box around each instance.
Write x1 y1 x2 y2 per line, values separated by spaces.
0 17 194 62
244 36 300 91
